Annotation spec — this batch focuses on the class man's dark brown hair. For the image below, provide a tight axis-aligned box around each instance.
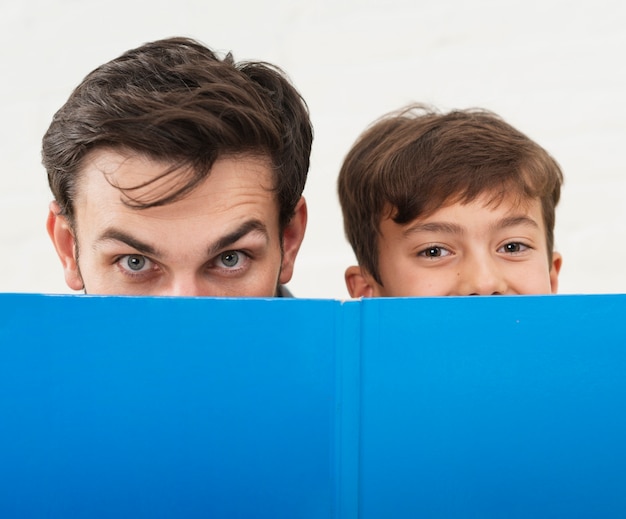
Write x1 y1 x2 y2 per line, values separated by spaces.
338 105 564 285
42 37 313 231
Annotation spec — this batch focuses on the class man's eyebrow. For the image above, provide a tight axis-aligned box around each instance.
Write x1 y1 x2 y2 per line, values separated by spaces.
96 229 159 256
403 221 464 237
207 219 269 256
95 220 269 258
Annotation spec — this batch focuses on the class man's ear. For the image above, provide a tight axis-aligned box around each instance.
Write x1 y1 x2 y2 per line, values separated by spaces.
345 265 377 298
549 251 562 294
46 201 84 291
278 197 307 285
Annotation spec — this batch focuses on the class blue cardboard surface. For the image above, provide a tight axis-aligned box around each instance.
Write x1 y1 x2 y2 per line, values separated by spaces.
0 295 339 518
1 293 625 518
359 295 626 518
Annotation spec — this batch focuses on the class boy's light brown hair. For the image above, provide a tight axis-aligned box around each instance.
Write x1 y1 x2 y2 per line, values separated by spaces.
337 105 564 285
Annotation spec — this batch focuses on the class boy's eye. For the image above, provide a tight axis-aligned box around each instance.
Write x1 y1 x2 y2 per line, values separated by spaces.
499 242 529 254
419 246 451 258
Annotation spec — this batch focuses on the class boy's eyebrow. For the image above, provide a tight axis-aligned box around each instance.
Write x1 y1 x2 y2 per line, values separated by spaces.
403 215 539 237
403 222 464 237
95 219 269 258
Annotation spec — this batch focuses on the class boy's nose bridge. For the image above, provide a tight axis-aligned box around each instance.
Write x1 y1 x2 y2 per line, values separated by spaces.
459 251 507 295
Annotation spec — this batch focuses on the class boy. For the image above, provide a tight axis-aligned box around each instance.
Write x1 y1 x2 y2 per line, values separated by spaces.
43 37 312 297
337 105 563 297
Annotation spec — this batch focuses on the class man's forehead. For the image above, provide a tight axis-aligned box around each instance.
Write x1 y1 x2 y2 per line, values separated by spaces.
78 147 276 205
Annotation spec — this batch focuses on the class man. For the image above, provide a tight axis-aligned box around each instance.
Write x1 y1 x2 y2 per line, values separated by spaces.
44 37 312 297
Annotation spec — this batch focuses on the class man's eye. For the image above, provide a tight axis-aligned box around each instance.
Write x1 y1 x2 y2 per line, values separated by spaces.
219 251 242 268
119 254 152 273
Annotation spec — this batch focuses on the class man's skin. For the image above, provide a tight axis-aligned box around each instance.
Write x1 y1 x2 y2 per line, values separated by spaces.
47 149 307 297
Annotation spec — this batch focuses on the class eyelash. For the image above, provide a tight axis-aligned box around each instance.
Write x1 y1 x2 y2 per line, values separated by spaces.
115 254 158 279
417 245 452 259
416 241 532 259
211 250 252 273
498 242 532 254
114 249 255 281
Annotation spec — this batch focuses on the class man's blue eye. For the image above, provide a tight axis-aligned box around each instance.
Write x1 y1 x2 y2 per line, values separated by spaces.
126 255 146 271
220 251 240 267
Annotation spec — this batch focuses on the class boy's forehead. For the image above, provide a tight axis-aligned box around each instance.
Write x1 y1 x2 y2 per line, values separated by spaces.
382 191 541 227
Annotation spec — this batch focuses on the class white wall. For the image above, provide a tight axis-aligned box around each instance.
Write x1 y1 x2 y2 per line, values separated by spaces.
1 0 625 298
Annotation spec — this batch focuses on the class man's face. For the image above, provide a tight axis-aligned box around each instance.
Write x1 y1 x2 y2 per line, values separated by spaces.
346 194 561 297
47 149 306 297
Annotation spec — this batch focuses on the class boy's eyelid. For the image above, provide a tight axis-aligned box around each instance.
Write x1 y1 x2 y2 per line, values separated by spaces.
496 240 533 254
416 243 454 258
496 235 536 249
415 240 454 251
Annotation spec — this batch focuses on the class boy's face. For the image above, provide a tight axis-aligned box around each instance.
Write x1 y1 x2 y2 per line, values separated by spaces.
346 194 561 297
47 149 306 297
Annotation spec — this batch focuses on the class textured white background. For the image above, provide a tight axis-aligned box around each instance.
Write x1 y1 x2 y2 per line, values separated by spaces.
1 0 625 298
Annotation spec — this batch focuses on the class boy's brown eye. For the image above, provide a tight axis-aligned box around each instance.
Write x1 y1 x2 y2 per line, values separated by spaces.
505 243 521 253
419 246 451 259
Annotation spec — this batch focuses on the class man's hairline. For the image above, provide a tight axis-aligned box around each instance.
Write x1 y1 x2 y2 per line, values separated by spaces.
66 144 282 229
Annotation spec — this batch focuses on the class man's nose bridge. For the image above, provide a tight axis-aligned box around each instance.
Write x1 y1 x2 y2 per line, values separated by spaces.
168 274 205 297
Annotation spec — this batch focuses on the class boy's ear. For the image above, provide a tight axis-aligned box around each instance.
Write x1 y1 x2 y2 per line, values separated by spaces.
549 251 563 294
46 201 84 291
278 197 308 285
345 265 377 298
